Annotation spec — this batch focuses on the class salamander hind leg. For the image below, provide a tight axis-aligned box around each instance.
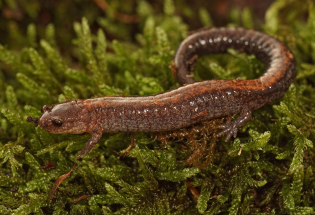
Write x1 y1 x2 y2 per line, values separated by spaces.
216 108 252 142
77 131 102 158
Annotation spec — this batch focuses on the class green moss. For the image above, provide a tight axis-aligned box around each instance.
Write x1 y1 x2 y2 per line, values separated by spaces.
0 0 315 214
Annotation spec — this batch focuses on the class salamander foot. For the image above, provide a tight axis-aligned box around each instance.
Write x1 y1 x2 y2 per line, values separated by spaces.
217 108 252 142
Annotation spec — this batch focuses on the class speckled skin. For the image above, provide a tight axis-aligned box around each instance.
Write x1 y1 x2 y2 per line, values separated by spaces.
37 27 296 156
173 27 296 140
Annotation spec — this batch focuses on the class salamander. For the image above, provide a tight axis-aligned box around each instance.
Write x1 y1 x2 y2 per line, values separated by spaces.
28 27 296 158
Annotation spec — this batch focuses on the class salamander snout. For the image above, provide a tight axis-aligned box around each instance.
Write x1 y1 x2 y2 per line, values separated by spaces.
38 112 67 134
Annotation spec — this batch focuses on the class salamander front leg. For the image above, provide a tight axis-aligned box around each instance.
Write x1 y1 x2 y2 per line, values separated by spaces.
217 108 252 142
77 131 102 158
50 131 102 199
120 133 136 157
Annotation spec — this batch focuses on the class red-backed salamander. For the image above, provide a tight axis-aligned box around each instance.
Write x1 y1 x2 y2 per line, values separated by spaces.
28 27 296 158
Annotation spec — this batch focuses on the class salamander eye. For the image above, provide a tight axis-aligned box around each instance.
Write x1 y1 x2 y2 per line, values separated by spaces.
52 117 63 126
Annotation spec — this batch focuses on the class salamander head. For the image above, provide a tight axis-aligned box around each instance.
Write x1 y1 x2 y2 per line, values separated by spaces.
38 102 88 134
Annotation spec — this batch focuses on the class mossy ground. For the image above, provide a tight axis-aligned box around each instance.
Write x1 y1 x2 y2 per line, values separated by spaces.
0 0 315 214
